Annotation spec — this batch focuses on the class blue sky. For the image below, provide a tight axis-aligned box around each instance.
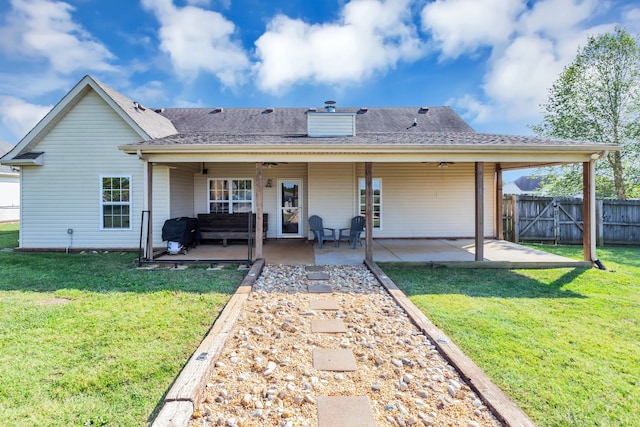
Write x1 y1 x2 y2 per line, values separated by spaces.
0 0 638 148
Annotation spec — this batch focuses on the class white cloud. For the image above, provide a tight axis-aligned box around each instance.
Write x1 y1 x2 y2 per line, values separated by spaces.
622 7 640 33
422 0 621 127
482 35 563 119
254 0 424 93
0 0 115 74
0 96 52 138
127 81 168 106
421 0 526 59
449 94 493 124
141 0 250 87
518 0 598 36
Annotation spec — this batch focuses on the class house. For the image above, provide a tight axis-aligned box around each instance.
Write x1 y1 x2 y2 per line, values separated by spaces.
503 176 544 195
0 75 618 263
0 141 20 223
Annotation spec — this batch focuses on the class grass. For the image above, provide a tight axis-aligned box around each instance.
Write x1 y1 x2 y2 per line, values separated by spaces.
0 222 246 426
380 245 640 427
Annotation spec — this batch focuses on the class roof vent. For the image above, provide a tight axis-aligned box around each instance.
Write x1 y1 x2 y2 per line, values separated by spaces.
324 100 336 112
263 107 274 113
307 107 317 112
212 107 223 113
358 107 368 114
419 107 429 114
154 108 165 113
133 101 146 111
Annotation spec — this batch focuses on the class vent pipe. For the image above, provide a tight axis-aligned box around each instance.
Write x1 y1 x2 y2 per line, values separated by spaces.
324 100 336 112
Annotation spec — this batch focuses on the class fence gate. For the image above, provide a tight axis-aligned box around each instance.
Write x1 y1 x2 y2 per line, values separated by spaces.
503 196 584 244
503 195 640 246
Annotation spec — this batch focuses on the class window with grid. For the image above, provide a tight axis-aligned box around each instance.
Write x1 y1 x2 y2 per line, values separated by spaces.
208 179 253 213
101 176 131 229
359 178 381 229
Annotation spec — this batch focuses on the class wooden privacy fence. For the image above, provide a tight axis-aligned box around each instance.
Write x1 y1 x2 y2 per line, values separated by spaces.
503 195 640 246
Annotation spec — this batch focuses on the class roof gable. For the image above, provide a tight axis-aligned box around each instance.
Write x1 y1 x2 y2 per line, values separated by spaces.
0 75 176 164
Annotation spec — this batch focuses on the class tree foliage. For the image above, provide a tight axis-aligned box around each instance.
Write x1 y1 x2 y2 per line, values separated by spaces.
533 27 640 199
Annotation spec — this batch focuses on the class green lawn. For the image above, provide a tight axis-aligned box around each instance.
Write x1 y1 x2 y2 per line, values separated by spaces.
381 245 640 427
0 223 246 426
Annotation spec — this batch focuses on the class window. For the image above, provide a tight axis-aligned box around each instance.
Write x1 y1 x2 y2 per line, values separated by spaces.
101 176 131 229
359 178 381 229
208 179 253 213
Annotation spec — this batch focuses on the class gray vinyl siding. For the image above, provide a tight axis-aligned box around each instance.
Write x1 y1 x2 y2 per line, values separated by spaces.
169 166 195 218
307 163 356 239
19 90 169 249
307 113 356 137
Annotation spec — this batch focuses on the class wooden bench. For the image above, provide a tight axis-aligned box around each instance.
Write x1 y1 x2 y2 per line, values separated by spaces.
197 213 268 247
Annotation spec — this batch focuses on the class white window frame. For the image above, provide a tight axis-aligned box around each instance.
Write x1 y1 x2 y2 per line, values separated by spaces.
100 175 132 230
359 178 382 229
207 178 254 213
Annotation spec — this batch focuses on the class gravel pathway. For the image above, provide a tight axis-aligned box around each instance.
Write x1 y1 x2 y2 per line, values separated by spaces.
187 264 503 427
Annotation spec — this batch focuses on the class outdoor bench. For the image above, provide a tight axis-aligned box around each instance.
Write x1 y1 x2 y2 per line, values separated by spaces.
197 213 268 247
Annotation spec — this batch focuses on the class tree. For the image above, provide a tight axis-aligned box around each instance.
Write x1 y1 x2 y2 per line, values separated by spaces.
533 27 640 199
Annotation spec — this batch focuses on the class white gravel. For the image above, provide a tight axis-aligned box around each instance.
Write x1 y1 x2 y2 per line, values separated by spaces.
188 264 502 427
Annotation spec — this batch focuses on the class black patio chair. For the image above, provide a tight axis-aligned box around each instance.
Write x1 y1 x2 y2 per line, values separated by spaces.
339 216 365 249
309 215 337 249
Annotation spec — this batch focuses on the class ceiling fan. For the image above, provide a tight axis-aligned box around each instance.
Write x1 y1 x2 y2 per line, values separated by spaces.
262 162 288 168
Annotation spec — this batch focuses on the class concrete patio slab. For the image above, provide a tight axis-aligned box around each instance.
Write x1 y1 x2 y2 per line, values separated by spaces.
310 299 339 310
157 237 582 267
311 319 347 333
312 348 357 371
317 396 377 427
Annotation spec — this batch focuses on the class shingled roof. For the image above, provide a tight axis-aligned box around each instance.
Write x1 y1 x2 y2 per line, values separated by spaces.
158 106 474 134
129 131 606 148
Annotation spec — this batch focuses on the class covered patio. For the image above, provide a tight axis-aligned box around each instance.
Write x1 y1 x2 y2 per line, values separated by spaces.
156 238 588 268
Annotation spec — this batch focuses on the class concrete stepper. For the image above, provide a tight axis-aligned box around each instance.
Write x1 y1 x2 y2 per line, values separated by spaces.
309 299 339 310
317 396 377 427
311 318 347 333
306 272 330 280
307 284 333 293
312 348 357 371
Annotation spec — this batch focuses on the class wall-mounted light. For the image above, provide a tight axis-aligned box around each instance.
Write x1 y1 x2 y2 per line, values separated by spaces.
266 179 273 188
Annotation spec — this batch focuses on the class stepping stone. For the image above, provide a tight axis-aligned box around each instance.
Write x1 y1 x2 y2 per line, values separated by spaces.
307 272 330 280
312 319 347 333
317 396 377 427
310 299 339 310
305 265 325 271
308 284 333 293
312 348 357 371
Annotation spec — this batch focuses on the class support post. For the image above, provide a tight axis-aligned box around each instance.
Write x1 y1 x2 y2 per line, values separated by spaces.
255 162 264 260
145 160 154 260
495 164 503 240
583 161 596 262
365 162 373 262
475 162 484 261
